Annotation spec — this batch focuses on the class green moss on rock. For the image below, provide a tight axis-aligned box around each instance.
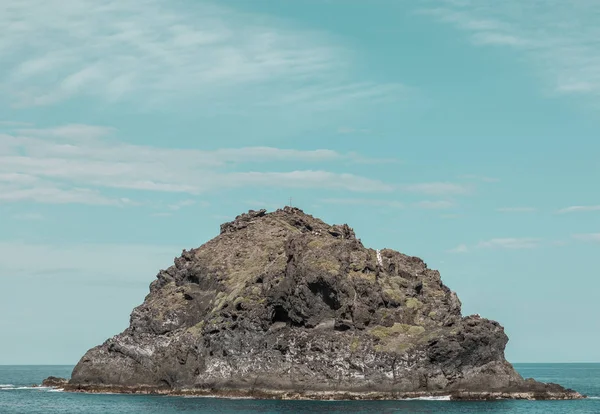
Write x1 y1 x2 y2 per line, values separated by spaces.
369 323 425 340
405 298 423 310
350 337 360 353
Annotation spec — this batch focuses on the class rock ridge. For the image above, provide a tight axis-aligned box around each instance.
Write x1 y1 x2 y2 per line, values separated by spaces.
54 207 583 400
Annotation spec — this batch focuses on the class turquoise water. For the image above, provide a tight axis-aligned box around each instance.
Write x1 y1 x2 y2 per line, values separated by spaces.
1 364 599 413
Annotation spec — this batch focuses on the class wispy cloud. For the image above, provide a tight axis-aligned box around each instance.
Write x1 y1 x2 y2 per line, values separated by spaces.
337 127 372 135
0 0 404 109
449 237 542 252
572 233 600 243
460 174 500 183
557 205 600 214
168 200 199 211
321 198 405 208
477 238 541 249
16 124 115 140
448 243 469 253
403 182 472 195
0 124 395 205
223 171 394 192
0 186 131 206
150 199 207 217
497 207 538 213
420 1 600 102
12 212 44 221
0 173 39 184
441 213 460 219
413 200 456 209
0 242 179 284
321 198 455 209
151 212 174 218
0 121 33 127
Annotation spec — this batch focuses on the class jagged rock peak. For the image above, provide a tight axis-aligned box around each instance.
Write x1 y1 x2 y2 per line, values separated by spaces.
219 207 357 239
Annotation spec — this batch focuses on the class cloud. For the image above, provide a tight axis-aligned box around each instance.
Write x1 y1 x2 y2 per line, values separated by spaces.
321 198 404 208
403 182 471 195
557 205 600 214
460 174 500 183
420 1 600 101
149 199 210 216
226 171 393 192
320 198 455 209
16 124 115 140
450 237 541 252
151 212 173 218
12 213 44 221
497 207 538 213
0 186 130 206
337 127 372 135
168 200 198 211
0 173 38 184
0 242 180 286
149 200 203 217
0 121 33 127
477 238 541 249
448 244 469 253
413 200 455 209
0 124 395 205
471 32 528 47
229 148 345 162
0 0 404 108
441 213 460 219
274 82 405 109
572 233 600 243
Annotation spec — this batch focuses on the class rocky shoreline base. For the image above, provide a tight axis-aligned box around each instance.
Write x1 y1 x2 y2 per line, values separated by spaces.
42 378 585 401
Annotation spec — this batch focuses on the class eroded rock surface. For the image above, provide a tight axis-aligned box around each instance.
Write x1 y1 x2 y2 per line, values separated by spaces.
41 377 68 388
62 207 583 400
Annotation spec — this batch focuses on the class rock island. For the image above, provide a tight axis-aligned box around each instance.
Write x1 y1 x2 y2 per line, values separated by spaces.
55 207 583 400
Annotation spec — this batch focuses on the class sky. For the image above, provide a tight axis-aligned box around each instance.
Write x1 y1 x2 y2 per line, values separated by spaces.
0 0 599 365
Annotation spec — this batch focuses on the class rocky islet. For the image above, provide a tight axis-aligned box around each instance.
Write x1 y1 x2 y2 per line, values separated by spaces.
46 207 583 400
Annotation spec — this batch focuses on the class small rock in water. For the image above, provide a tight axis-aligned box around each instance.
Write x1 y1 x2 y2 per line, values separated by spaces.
41 377 68 387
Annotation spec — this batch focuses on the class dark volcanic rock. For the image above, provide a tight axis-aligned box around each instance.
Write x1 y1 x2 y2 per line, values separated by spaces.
62 208 584 400
42 376 68 387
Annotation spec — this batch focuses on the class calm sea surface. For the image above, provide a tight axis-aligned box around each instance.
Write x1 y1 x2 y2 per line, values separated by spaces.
1 364 599 413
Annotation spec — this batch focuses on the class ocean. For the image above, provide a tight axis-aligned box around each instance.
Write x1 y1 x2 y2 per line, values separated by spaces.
0 364 599 413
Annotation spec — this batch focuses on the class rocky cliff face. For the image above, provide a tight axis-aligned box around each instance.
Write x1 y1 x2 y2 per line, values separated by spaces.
64 208 583 400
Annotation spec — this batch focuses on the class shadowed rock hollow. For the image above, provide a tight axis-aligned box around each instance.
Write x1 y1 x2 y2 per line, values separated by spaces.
64 207 583 400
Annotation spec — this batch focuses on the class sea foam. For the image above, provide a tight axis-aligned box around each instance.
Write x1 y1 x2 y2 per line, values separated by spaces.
0 386 53 391
403 395 451 401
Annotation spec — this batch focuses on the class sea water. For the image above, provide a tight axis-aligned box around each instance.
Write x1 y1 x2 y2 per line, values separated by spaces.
1 364 599 413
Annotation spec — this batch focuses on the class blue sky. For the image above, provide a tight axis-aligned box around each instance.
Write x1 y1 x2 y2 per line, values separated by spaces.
1 0 599 364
